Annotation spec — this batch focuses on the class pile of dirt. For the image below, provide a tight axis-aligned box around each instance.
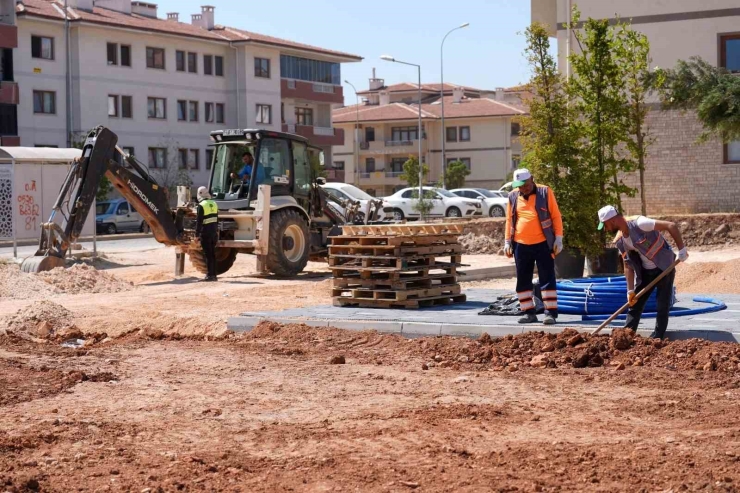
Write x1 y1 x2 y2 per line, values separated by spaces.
661 213 740 249
0 264 56 299
458 232 504 255
675 261 740 294
1 301 85 342
36 263 132 295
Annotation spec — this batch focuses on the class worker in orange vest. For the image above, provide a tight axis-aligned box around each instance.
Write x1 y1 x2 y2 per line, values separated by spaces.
504 169 564 325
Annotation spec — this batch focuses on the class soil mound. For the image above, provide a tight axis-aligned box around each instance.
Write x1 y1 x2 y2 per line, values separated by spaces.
1 301 76 341
458 232 503 255
0 263 132 299
675 261 740 294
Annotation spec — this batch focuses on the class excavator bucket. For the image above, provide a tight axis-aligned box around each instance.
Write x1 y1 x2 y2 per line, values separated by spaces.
20 255 66 274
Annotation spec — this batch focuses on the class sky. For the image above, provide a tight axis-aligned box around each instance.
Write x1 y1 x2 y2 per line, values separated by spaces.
151 0 554 104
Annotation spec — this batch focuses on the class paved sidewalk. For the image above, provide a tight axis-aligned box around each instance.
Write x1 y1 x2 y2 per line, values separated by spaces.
229 288 740 342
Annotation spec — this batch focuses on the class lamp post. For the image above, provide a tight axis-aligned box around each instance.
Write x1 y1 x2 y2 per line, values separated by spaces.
381 55 423 206
344 80 360 187
440 22 469 189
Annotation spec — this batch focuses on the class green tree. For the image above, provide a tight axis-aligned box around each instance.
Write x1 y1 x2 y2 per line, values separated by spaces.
657 57 740 142
444 160 471 189
399 156 429 188
519 22 600 255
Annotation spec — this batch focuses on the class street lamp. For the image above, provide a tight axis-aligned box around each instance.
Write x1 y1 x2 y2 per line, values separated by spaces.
344 80 361 187
441 22 469 189
381 55 423 207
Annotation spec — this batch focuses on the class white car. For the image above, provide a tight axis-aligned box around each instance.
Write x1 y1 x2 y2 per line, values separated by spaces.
384 187 481 221
320 182 386 222
451 188 508 217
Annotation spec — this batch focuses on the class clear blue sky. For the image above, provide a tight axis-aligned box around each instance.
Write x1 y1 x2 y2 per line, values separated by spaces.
153 0 553 104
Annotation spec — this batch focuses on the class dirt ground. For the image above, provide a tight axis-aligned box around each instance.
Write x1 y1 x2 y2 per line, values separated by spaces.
2 246 740 491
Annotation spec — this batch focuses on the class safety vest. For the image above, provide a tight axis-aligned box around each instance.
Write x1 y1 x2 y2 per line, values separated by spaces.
200 199 218 225
508 185 555 250
615 219 675 286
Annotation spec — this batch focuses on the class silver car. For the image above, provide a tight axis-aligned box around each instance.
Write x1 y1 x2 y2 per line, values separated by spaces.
96 198 147 234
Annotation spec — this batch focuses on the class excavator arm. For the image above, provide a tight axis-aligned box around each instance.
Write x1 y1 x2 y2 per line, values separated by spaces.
21 126 185 273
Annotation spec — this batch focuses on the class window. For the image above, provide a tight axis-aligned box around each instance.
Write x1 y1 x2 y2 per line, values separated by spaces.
511 122 521 136
459 126 471 142
292 141 310 195
448 157 472 170
365 127 375 142
295 107 313 126
108 95 119 117
392 126 421 141
390 157 406 172
33 91 56 114
107 42 118 65
120 45 131 67
189 149 199 170
720 34 740 73
725 141 740 163
176 50 185 72
401 189 415 199
117 202 129 215
215 56 224 76
31 36 54 60
120 146 134 167
280 54 340 85
206 149 214 170
189 101 198 122
333 161 345 170
446 126 458 142
146 47 165 69
254 57 270 78
205 102 214 123
204 54 213 75
177 100 187 121
148 147 167 169
147 97 166 119
365 158 375 173
216 103 224 123
188 52 197 73
121 96 132 118
256 104 272 124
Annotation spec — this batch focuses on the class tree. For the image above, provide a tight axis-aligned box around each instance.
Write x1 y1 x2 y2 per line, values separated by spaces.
444 160 470 189
657 57 740 143
615 24 656 215
519 22 600 255
148 137 194 203
399 156 429 188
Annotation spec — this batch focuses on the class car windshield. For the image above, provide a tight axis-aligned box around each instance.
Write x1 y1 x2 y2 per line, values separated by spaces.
340 186 374 200
434 189 456 198
473 189 497 198
96 202 113 215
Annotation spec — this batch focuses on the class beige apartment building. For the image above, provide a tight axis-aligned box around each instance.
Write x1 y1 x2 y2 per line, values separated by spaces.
331 74 527 196
532 0 740 213
15 0 360 187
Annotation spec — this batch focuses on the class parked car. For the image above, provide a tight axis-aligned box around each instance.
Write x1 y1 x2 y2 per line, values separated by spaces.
500 181 514 193
320 182 386 222
488 190 508 199
451 188 508 217
384 187 481 221
96 198 147 234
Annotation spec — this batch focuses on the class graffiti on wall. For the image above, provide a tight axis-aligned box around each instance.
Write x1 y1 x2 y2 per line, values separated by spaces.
0 165 11 238
17 180 40 232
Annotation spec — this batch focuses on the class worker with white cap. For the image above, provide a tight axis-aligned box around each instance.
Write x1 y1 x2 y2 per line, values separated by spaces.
504 168 564 325
195 186 219 282
597 205 688 339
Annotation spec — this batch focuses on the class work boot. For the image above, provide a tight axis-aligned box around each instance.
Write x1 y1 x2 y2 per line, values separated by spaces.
543 314 556 325
518 313 538 324
648 330 665 340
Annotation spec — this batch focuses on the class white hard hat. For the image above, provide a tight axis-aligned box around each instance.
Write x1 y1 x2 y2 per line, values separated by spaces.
196 186 211 201
512 168 532 187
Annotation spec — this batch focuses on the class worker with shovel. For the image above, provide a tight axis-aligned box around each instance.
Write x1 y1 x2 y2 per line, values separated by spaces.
597 206 689 339
504 168 564 325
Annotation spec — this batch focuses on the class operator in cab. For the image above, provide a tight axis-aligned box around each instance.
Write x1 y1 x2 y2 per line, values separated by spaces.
195 186 219 282
230 151 265 195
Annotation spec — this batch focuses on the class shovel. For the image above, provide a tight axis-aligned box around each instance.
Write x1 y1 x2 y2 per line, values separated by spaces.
591 259 681 335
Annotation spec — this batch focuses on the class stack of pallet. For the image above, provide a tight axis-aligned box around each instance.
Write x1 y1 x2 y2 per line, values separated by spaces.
330 223 467 309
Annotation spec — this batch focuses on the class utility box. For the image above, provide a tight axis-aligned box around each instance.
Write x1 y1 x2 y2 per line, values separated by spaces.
0 147 95 243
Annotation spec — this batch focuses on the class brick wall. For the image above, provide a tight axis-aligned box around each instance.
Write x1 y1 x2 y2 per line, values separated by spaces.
621 109 740 215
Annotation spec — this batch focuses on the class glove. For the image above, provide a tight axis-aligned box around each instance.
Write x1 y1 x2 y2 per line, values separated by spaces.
678 247 689 262
553 236 564 256
627 290 637 307
504 241 514 258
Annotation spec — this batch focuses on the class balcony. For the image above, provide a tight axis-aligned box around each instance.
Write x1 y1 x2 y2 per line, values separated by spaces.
0 24 16 49
0 81 17 105
1 135 19 146
282 123 344 146
281 79 343 104
385 140 413 147
357 170 405 186
385 170 404 178
325 169 345 182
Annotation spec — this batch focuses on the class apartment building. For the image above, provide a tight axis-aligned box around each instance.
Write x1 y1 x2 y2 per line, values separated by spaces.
332 73 527 197
15 0 360 187
0 0 19 147
532 0 740 213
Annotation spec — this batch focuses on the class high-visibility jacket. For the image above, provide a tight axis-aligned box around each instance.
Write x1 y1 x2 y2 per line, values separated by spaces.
196 199 218 237
615 219 675 286
505 185 562 250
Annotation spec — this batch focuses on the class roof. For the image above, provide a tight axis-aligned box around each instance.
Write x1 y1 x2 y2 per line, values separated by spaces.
16 0 362 61
0 147 82 162
357 82 482 96
332 97 526 124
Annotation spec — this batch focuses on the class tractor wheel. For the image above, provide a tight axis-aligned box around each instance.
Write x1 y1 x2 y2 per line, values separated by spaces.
188 246 238 275
266 209 310 277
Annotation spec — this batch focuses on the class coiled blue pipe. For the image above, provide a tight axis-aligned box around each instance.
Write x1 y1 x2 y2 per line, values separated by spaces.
581 297 727 321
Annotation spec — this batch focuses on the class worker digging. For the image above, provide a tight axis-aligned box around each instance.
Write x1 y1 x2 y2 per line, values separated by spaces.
504 168 563 325
597 205 689 339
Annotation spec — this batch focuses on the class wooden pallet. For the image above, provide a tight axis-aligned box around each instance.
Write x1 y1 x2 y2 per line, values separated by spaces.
333 293 467 309
330 262 462 278
341 223 465 237
333 283 461 302
332 273 458 290
330 234 460 247
328 254 463 269
328 243 462 257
